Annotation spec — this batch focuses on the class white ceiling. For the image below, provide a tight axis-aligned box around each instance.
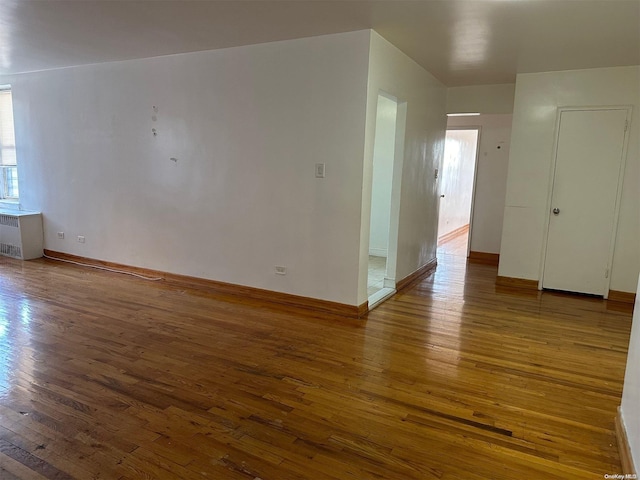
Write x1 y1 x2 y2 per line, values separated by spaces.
1 0 639 86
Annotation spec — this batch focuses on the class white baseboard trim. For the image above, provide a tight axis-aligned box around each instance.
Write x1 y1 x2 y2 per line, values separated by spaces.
368 287 396 309
369 248 388 257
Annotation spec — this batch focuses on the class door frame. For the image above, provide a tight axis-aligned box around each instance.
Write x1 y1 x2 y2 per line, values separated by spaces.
366 90 407 302
383 98 407 289
537 105 633 297
438 125 482 257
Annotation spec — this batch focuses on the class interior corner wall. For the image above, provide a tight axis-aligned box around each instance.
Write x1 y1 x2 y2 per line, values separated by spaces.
447 114 513 254
1 30 371 306
621 276 640 470
446 84 515 115
498 65 640 294
358 31 447 305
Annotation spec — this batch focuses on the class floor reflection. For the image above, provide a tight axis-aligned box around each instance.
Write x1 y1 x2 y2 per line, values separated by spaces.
0 296 34 398
0 250 632 478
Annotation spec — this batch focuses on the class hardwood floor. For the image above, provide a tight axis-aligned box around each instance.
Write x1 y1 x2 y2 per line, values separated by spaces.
0 252 633 479
437 230 468 257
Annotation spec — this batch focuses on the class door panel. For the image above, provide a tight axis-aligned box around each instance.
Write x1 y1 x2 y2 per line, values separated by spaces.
543 109 627 295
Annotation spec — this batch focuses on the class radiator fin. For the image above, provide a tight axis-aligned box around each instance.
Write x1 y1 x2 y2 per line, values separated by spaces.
0 243 21 258
0 215 19 228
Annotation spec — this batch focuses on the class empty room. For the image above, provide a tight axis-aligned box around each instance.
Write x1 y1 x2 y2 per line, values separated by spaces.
0 1 639 479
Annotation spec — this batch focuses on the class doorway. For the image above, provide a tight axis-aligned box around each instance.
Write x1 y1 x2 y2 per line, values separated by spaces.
541 107 630 296
367 93 403 305
437 128 479 258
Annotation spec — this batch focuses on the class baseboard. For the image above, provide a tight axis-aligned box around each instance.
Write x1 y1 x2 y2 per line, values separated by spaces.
468 251 499 266
494 279 636 303
368 248 388 257
608 290 637 305
616 407 637 475
396 258 437 292
495 275 539 290
43 250 367 319
357 301 369 317
438 224 469 245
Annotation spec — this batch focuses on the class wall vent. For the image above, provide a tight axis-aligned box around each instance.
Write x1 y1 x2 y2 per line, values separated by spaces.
0 243 21 259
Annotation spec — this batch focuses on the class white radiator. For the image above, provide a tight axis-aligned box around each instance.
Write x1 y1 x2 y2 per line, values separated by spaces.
0 209 43 260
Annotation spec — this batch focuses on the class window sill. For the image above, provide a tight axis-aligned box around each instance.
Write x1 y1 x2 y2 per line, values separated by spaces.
0 199 20 210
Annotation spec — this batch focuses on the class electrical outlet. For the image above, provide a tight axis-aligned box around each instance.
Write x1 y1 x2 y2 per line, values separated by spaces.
315 163 326 178
77 236 85 243
275 266 287 275
57 232 64 239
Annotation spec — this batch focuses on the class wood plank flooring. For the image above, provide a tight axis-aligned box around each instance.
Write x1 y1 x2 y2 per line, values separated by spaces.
437 230 468 257
0 251 633 479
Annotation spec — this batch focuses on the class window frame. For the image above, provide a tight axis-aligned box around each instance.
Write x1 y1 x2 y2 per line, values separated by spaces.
0 85 19 202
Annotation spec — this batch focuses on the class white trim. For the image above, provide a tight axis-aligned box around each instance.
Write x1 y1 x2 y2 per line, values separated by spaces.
538 109 564 292
368 287 396 309
366 90 404 303
605 106 633 297
538 105 633 297
375 92 406 298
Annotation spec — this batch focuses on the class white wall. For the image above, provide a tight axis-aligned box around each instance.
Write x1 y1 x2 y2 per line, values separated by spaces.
447 84 515 115
1 31 372 305
369 94 397 257
447 114 512 254
437 129 477 238
358 31 447 304
499 66 640 294
621 277 640 470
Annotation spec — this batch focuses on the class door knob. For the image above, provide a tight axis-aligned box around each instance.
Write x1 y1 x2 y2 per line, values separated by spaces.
553 207 560 215
440 194 445 198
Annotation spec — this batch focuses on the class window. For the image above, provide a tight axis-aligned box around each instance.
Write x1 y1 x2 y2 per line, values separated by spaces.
0 87 18 200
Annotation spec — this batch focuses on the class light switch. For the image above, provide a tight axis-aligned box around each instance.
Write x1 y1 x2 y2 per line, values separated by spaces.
315 163 326 178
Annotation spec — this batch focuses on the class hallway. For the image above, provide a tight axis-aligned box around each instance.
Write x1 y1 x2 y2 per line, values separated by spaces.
437 229 469 258
0 253 633 479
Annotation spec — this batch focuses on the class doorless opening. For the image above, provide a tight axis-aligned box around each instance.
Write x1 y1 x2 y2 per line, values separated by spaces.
367 92 406 307
437 128 480 258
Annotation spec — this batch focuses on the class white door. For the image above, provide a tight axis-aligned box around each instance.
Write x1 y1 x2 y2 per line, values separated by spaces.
542 108 629 295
